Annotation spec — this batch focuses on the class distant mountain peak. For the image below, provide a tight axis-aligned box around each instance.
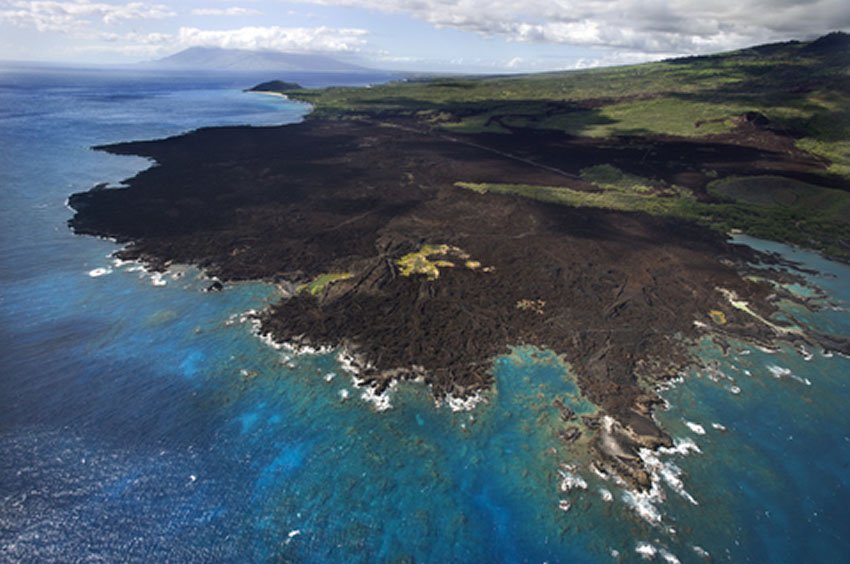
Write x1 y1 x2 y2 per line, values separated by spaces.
149 47 372 73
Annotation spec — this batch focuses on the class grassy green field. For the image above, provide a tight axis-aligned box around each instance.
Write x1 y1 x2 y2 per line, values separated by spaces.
457 169 850 259
287 34 849 178
297 272 354 296
276 32 850 259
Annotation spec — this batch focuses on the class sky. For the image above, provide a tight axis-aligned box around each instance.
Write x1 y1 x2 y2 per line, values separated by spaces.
0 0 847 72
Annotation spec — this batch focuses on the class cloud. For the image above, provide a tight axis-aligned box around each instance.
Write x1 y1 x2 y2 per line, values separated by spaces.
191 7 261 17
176 25 368 52
294 0 850 56
85 25 370 57
0 0 175 32
504 56 523 68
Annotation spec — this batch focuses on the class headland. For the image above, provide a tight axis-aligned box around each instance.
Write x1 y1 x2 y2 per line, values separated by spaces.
68 33 850 489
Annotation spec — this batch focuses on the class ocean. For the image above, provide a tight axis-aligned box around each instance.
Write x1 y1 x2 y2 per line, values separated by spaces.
1 66 848 563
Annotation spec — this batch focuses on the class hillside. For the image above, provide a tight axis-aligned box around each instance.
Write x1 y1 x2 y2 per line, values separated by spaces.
275 32 850 258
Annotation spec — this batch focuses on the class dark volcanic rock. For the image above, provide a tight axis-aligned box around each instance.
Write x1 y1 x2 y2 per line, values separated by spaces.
68 118 779 411
205 280 224 292
68 117 814 487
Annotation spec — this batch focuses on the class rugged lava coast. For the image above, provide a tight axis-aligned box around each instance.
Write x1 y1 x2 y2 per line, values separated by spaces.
69 114 846 488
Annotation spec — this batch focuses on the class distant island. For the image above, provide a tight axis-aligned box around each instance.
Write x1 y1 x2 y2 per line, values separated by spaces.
69 33 850 490
245 80 303 94
148 46 373 73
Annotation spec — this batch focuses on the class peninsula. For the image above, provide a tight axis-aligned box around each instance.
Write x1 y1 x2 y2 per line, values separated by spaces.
68 33 850 488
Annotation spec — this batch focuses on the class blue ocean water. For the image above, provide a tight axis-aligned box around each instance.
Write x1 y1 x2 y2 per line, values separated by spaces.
1 66 849 562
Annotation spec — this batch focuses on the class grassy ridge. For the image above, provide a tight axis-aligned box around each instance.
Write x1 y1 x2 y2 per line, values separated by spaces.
288 35 849 176
457 170 850 259
275 33 850 259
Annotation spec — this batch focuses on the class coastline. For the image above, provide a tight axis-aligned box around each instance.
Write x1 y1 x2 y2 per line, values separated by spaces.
66 112 850 490
248 90 290 100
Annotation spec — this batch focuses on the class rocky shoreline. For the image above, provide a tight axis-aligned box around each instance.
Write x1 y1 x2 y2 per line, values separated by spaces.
68 116 849 489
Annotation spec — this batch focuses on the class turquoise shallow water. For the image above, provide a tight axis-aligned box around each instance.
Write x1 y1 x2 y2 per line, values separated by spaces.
1 67 849 562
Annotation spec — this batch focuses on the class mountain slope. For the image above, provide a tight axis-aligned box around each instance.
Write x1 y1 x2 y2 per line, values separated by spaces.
149 46 371 72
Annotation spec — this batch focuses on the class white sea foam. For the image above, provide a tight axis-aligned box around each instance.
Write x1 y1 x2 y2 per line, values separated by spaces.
622 487 664 526
88 267 112 277
729 385 741 394
711 422 727 431
623 437 701 526
660 436 702 456
692 545 710 558
256 329 283 350
655 375 684 393
278 341 333 356
792 374 812 386
768 364 812 386
439 392 487 412
323 372 336 382
150 272 167 286
659 548 681 564
284 529 301 545
590 463 610 480
338 389 350 401
684 421 706 435
558 464 588 492
640 447 699 506
599 488 613 502
337 349 371 376
359 381 395 412
635 542 657 559
768 364 790 379
558 499 571 512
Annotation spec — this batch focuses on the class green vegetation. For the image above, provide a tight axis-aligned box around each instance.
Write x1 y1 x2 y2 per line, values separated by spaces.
396 244 492 280
277 33 850 259
708 175 850 222
396 244 458 280
581 164 661 193
297 272 354 296
457 168 850 259
288 34 850 179
456 179 695 217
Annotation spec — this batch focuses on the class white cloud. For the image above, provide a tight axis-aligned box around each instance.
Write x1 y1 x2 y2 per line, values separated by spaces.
191 7 261 17
176 25 368 52
0 0 175 32
294 0 850 56
571 50 673 70
83 25 370 58
504 56 523 68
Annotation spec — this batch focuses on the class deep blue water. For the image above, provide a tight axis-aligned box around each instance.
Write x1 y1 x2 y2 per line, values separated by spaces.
1 66 849 562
